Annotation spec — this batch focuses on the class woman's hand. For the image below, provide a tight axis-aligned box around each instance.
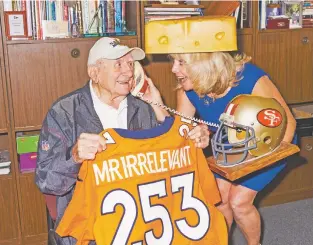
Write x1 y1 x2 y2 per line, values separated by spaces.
142 76 163 104
188 124 211 148
141 76 170 122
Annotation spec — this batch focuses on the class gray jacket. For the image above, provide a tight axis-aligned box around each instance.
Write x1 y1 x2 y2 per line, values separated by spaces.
35 82 158 245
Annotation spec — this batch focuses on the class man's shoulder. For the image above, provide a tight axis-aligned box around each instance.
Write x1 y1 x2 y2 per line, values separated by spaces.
49 82 90 116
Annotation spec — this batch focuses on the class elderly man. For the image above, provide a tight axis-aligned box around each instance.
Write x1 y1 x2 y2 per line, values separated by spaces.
35 37 210 245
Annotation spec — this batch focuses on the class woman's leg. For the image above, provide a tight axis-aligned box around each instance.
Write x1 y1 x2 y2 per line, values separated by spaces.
216 178 234 230
229 184 260 245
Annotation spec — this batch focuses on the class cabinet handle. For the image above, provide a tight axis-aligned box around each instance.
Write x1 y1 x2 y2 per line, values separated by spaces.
305 144 312 151
302 37 309 44
71 48 80 58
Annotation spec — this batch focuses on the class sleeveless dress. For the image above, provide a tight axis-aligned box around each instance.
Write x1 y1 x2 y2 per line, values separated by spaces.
186 63 293 191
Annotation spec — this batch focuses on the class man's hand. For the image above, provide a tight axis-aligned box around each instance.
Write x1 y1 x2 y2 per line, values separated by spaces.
72 133 107 164
188 124 210 149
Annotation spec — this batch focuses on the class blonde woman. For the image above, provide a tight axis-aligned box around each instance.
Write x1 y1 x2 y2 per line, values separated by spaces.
170 52 296 245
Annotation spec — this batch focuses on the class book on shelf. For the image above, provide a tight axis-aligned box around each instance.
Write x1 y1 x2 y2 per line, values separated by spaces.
230 0 251 29
145 11 201 15
84 31 136 38
19 152 37 173
242 0 250 28
144 4 202 23
0 150 11 168
0 167 10 175
145 15 192 22
145 7 200 12
303 0 313 28
3 0 134 40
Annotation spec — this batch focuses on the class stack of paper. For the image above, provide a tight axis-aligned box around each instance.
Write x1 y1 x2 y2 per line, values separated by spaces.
0 150 11 175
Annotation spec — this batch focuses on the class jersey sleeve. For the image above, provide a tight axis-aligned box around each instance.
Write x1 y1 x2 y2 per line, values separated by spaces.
196 148 221 205
56 162 96 244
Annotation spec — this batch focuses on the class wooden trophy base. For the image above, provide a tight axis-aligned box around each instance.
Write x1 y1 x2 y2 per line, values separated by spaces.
207 142 300 181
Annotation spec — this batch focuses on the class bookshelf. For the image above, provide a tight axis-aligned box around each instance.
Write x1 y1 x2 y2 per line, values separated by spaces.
144 3 205 8
258 0 313 31
254 0 313 104
0 1 312 244
7 33 138 45
0 5 20 243
2 0 139 41
253 0 313 207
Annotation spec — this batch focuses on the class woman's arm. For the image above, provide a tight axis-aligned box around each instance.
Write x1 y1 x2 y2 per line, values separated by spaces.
177 89 210 148
252 76 296 143
177 88 197 117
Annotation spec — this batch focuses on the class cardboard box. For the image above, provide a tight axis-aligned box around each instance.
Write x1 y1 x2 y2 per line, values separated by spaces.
16 135 39 154
267 18 289 29
291 103 313 138
20 152 37 172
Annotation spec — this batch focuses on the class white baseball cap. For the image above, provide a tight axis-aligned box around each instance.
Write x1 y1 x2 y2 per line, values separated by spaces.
87 37 145 65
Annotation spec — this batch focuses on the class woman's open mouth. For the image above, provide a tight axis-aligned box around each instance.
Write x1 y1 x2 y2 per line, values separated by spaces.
177 76 188 84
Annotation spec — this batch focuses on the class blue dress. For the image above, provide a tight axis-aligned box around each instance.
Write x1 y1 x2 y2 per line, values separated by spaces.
186 63 293 191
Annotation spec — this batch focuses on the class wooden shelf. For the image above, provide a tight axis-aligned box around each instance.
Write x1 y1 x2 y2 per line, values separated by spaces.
258 28 311 34
0 128 8 134
238 28 253 35
6 34 138 45
144 4 204 8
0 173 12 180
288 100 313 106
19 171 35 177
14 126 42 132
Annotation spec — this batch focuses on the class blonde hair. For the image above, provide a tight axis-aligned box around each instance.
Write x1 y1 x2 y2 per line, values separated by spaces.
170 52 251 97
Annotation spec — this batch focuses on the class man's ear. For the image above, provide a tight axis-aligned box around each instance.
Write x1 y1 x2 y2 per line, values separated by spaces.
87 66 99 83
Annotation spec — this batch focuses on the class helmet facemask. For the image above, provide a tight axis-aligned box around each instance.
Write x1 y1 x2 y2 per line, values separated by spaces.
211 113 257 167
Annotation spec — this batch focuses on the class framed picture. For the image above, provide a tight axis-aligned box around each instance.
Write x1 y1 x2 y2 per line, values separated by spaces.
282 1 303 28
4 11 28 40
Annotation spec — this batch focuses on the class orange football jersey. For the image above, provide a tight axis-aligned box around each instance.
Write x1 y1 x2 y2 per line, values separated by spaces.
56 116 227 245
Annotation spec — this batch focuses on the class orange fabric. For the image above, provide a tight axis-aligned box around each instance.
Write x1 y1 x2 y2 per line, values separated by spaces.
56 116 227 245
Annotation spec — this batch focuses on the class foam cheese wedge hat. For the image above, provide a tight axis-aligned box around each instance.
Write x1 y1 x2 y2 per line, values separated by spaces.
145 16 238 54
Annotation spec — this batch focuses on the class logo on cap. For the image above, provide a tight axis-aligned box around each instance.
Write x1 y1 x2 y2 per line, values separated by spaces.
110 38 120 47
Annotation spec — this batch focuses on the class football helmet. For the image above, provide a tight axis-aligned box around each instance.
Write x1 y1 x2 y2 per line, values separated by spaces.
211 94 287 167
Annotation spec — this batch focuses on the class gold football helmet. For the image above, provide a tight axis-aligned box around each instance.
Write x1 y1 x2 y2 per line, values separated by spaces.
211 94 287 167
